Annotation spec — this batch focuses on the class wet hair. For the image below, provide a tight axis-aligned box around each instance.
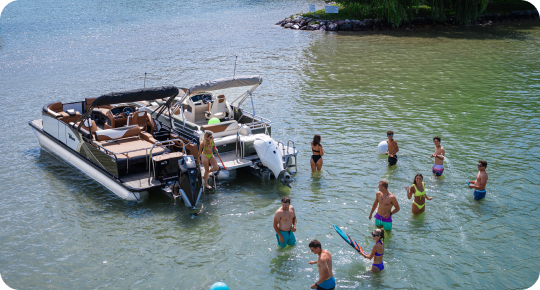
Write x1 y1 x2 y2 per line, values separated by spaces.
413 173 423 186
309 240 321 249
312 134 321 147
479 160 487 168
380 180 389 189
201 131 214 148
433 136 441 142
281 196 291 204
373 229 385 241
387 130 394 136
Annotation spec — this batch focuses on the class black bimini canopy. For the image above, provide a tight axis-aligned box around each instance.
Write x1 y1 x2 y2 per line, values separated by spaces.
91 86 179 107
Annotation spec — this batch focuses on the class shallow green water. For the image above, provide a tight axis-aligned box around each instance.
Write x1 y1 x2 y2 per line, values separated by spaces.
0 0 539 289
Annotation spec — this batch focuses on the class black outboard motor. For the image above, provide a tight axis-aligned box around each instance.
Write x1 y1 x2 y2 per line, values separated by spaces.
177 155 202 208
278 171 293 188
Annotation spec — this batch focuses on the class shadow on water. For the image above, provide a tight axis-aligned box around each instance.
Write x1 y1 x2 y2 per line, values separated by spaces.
324 21 540 41
269 251 295 277
31 147 227 223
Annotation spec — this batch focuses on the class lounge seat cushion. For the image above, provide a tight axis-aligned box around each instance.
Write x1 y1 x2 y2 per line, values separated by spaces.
202 120 239 138
95 125 141 141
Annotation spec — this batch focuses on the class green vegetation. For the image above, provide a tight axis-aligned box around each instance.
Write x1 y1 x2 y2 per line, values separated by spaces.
301 0 536 25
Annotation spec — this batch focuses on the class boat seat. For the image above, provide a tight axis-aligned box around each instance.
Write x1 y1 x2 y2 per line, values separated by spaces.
75 118 98 137
129 107 148 131
206 95 228 120
59 109 82 124
47 102 69 118
95 125 141 142
202 120 239 138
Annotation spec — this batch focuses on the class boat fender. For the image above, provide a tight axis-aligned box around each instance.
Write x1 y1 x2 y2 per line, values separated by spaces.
238 125 251 136
378 141 388 155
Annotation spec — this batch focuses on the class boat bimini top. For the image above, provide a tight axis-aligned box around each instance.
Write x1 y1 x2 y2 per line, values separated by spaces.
78 86 180 128
175 75 262 107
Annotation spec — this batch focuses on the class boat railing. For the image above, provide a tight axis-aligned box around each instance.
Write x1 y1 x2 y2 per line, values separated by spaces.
276 140 297 174
87 138 175 176
149 139 186 178
82 136 120 176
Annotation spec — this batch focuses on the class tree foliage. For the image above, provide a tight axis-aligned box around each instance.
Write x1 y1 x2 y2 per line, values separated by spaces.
334 0 489 26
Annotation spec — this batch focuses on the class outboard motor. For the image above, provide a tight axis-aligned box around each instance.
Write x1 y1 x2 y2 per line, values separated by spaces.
278 171 293 188
254 135 294 187
177 155 202 209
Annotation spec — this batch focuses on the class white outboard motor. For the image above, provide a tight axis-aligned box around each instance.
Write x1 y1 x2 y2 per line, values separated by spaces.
254 135 292 187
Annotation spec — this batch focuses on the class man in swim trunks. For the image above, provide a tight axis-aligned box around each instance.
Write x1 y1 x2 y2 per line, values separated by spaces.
385 131 399 166
469 160 488 200
308 240 335 290
430 136 445 176
273 196 297 247
369 180 400 231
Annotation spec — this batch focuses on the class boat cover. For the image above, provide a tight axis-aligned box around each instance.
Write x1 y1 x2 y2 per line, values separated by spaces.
185 75 262 96
91 86 179 107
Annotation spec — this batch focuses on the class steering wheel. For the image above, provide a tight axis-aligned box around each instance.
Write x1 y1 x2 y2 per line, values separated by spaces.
202 95 214 105
123 107 134 117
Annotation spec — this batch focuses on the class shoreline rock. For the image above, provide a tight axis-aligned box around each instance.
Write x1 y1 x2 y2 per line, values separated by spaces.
275 10 539 32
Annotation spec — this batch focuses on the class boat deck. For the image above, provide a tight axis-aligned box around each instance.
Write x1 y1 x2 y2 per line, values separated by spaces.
31 119 43 129
120 171 161 190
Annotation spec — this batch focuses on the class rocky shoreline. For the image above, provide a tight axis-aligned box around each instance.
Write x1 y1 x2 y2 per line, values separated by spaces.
276 9 539 32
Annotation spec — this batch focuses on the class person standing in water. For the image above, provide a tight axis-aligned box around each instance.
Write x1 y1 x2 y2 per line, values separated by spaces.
430 136 445 176
273 196 297 247
369 181 400 231
385 131 399 166
469 160 488 200
405 174 434 214
198 131 219 189
308 240 335 290
359 229 385 272
311 134 324 172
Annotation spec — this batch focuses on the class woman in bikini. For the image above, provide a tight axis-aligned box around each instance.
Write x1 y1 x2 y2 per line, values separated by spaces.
405 173 434 214
199 131 219 189
310 134 324 172
359 228 385 272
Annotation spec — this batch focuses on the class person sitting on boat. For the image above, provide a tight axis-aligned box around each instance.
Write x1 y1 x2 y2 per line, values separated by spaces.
311 134 324 172
359 229 385 272
199 131 219 189
405 173 434 214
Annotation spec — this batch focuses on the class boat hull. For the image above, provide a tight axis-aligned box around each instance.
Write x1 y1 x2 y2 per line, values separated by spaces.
30 123 148 201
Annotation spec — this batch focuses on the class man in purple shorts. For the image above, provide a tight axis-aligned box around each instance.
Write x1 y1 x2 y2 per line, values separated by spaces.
369 180 400 231
430 136 445 176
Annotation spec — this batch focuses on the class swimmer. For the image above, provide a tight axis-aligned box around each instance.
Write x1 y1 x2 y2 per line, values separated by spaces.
405 173 434 214
359 229 385 272
385 131 399 166
369 180 400 231
311 134 324 172
308 240 335 290
430 136 445 176
198 131 219 189
469 160 488 200
273 196 297 247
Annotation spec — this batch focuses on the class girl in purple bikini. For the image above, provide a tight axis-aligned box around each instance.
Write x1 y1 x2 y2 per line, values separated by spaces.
359 229 385 272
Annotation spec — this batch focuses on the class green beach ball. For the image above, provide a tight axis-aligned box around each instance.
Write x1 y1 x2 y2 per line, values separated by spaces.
208 117 220 125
